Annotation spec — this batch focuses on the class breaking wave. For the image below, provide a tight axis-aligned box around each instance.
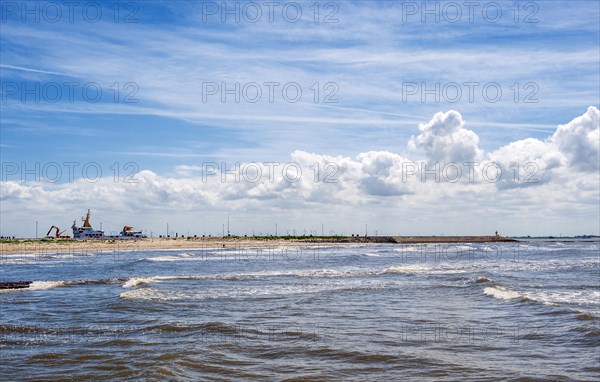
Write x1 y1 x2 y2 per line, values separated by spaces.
483 286 530 302
483 285 600 309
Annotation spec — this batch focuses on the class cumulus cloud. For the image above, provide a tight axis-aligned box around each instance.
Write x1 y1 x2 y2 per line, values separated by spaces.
356 151 413 196
487 138 564 189
487 106 599 190
550 106 599 172
409 110 483 164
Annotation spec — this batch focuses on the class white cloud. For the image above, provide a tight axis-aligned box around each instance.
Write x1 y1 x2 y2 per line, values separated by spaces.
487 106 599 190
409 110 482 164
1 108 598 236
356 151 413 196
487 138 564 189
551 106 600 172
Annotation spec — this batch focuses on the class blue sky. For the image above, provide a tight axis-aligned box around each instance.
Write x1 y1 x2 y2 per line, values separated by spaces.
1 1 599 237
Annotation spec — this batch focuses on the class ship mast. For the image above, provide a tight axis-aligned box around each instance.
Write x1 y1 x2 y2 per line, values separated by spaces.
83 209 92 228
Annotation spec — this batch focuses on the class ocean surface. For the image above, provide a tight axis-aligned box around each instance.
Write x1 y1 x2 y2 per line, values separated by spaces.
1 241 599 381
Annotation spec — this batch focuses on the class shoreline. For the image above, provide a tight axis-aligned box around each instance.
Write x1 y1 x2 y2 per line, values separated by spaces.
0 236 517 255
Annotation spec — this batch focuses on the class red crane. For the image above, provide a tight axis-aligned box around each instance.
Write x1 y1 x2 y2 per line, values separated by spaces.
46 226 71 239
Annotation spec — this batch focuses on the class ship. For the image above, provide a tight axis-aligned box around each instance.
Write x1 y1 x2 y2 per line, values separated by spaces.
72 209 105 238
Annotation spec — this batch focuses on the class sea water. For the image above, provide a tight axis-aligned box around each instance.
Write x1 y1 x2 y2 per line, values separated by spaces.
1 241 598 380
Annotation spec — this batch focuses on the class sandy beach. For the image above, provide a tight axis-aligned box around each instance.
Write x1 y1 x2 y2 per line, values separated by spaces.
0 236 516 255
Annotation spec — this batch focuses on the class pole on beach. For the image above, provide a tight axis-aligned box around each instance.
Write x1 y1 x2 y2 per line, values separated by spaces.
35 221 38 239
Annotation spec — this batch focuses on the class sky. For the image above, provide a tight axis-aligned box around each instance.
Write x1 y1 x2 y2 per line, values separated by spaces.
0 0 599 238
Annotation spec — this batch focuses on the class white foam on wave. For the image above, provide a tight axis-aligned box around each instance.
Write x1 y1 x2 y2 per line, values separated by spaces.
0 252 99 264
29 281 67 290
484 285 600 309
143 252 198 262
143 256 182 262
526 290 600 307
123 276 204 288
392 246 420 253
251 268 362 278
382 264 432 274
119 278 394 301
119 287 183 301
483 286 524 301
381 264 469 275
123 277 156 288
453 244 475 251
121 269 368 288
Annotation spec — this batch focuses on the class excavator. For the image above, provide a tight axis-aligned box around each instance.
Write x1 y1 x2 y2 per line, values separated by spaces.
45 226 71 239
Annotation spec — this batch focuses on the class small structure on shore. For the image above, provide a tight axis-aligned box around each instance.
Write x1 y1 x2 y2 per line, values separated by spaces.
120 226 145 238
